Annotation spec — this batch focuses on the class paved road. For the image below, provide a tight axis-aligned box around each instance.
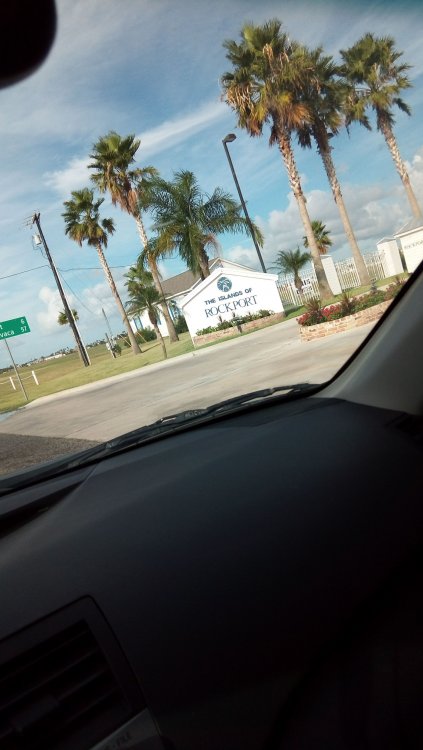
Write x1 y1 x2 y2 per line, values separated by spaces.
0 320 373 451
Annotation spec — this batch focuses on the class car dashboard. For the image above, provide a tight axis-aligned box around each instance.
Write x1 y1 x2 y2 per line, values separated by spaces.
0 391 422 749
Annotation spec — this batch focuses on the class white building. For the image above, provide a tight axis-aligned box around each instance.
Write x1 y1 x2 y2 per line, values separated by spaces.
394 217 423 273
130 258 284 339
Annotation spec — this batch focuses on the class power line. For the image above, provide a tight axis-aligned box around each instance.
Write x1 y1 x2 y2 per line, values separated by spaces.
0 263 129 282
0 265 49 280
59 265 131 271
58 274 100 316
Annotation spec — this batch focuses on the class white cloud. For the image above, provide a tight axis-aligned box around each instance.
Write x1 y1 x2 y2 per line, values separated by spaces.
405 146 423 199
255 173 420 267
225 244 262 270
43 99 228 197
137 101 227 157
37 286 72 333
44 157 90 197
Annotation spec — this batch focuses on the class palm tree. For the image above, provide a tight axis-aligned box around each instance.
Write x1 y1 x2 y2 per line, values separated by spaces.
221 19 332 299
125 269 167 360
273 247 311 291
296 47 371 285
88 131 179 342
340 33 421 218
149 170 263 279
303 220 333 255
62 187 141 355
58 308 78 326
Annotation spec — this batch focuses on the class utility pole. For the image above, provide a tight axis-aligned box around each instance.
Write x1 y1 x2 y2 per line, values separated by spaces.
222 134 267 273
32 213 91 367
4 340 28 402
102 307 115 346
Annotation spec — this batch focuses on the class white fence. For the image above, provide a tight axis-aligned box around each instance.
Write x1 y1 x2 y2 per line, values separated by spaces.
277 267 320 307
363 251 390 282
334 257 360 289
277 250 393 306
334 251 390 289
0 370 39 391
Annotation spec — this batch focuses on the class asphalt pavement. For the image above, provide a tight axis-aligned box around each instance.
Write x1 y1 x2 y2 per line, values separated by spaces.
0 319 374 474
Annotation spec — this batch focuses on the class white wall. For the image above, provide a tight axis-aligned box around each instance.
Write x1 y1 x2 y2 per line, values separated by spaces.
376 239 404 276
320 255 342 295
182 269 284 338
130 309 169 337
397 228 423 273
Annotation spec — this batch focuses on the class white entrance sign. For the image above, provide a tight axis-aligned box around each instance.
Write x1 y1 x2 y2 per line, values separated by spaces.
181 267 284 339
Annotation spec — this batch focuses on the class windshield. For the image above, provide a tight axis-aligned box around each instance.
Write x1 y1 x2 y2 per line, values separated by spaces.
1 0 422 478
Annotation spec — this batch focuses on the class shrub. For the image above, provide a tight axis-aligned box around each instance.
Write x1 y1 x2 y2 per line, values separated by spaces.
139 327 157 342
174 314 188 333
354 290 385 312
196 309 274 335
384 277 406 299
297 298 325 326
339 291 356 316
122 328 157 347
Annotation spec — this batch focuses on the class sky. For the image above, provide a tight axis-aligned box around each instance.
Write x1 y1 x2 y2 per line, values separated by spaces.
1 0 422 364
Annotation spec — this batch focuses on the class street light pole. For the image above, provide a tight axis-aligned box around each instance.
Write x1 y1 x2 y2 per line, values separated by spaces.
222 133 267 273
32 213 91 367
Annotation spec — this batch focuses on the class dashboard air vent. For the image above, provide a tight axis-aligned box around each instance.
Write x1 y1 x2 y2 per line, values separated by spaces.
0 601 144 750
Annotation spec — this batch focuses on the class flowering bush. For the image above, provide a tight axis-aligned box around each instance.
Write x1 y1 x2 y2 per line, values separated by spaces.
297 278 406 327
297 303 343 326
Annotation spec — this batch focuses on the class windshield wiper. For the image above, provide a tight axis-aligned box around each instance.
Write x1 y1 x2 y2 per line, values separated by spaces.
150 382 315 427
0 382 318 494
99 382 317 453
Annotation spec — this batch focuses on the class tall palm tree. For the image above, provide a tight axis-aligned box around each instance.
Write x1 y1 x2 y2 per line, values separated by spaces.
221 19 332 299
88 131 179 341
296 47 371 285
58 308 78 326
125 269 167 360
340 33 421 218
303 219 333 255
273 247 311 291
62 187 141 355
149 170 263 279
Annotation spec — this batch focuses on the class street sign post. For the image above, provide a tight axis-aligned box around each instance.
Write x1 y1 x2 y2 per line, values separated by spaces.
0 316 31 401
0 316 30 340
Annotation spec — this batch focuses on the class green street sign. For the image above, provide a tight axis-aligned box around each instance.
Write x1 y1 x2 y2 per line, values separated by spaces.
0 316 30 340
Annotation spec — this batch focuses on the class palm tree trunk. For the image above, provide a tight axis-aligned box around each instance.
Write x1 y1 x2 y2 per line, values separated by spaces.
134 215 180 342
378 118 422 218
319 143 371 285
294 273 303 292
96 244 141 355
277 130 332 299
150 316 167 360
198 246 211 278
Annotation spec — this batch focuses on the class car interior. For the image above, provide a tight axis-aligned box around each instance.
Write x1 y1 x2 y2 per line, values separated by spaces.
1 3 422 750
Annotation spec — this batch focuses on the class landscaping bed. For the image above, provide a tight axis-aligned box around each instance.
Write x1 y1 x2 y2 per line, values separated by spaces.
193 312 285 346
297 279 405 342
299 299 391 341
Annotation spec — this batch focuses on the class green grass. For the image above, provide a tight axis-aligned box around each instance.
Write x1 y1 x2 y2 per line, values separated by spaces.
0 334 194 413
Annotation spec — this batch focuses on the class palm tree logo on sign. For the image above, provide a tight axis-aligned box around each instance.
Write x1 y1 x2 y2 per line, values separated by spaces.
217 277 232 292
